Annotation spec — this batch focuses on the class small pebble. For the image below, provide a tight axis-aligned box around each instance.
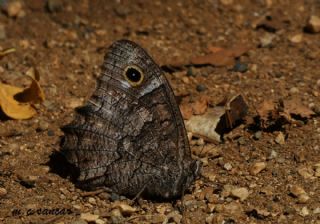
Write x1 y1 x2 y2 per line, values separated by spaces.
290 185 310 203
298 193 310 203
222 201 244 217
231 187 249 201
289 34 303 43
112 202 136 215
2 0 24 17
37 120 49 132
60 194 66 200
313 207 320 214
73 204 81 210
237 136 246 145
233 61 248 73
47 130 55 136
0 187 7 197
196 84 207 92
289 87 299 94
253 131 262 140
110 192 121 201
110 209 124 223
260 186 273 196
65 98 83 109
95 219 106 224
88 197 96 205
268 150 278 160
299 207 309 217
181 76 190 84
305 15 320 33
167 211 182 223
221 184 233 198
275 132 285 145
297 166 314 179
224 163 233 171
250 162 266 175
259 33 275 48
98 192 110 200
18 175 37 188
186 67 194 76
80 213 99 222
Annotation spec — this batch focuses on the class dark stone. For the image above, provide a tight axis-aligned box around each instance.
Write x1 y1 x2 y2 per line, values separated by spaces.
196 84 207 92
47 130 55 136
233 61 248 73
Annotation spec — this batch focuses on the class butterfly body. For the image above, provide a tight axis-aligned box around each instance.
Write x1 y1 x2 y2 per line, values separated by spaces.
61 40 200 199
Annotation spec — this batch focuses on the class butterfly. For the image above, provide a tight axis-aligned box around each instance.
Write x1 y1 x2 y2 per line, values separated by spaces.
60 40 201 199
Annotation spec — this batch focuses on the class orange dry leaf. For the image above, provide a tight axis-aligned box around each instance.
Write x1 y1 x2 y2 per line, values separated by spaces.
14 67 45 104
0 67 45 119
283 98 315 119
256 100 277 122
191 45 250 67
0 83 36 119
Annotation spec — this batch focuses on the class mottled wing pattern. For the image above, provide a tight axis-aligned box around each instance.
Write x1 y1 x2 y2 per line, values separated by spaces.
61 40 200 199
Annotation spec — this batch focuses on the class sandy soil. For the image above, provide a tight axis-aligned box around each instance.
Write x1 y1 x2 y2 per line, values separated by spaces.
0 0 319 223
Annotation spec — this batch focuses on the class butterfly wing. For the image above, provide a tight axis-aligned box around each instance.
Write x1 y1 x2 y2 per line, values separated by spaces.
61 40 200 199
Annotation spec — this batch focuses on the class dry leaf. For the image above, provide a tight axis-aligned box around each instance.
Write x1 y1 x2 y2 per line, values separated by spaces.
191 53 235 67
0 67 45 119
284 99 315 119
14 67 45 104
207 45 250 58
185 107 225 143
222 94 249 129
0 83 36 119
256 100 288 129
256 98 315 130
256 100 277 123
185 94 248 143
191 45 250 67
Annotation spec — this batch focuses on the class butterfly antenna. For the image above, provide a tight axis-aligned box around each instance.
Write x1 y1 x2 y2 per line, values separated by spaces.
130 183 147 205
198 143 206 157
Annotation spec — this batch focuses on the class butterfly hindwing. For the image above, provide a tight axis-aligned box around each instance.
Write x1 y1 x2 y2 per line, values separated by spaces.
61 40 201 199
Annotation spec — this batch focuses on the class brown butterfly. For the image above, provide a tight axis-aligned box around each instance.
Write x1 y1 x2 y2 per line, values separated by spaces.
60 40 201 199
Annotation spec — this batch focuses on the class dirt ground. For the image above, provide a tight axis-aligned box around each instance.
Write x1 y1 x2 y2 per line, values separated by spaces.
0 0 320 223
